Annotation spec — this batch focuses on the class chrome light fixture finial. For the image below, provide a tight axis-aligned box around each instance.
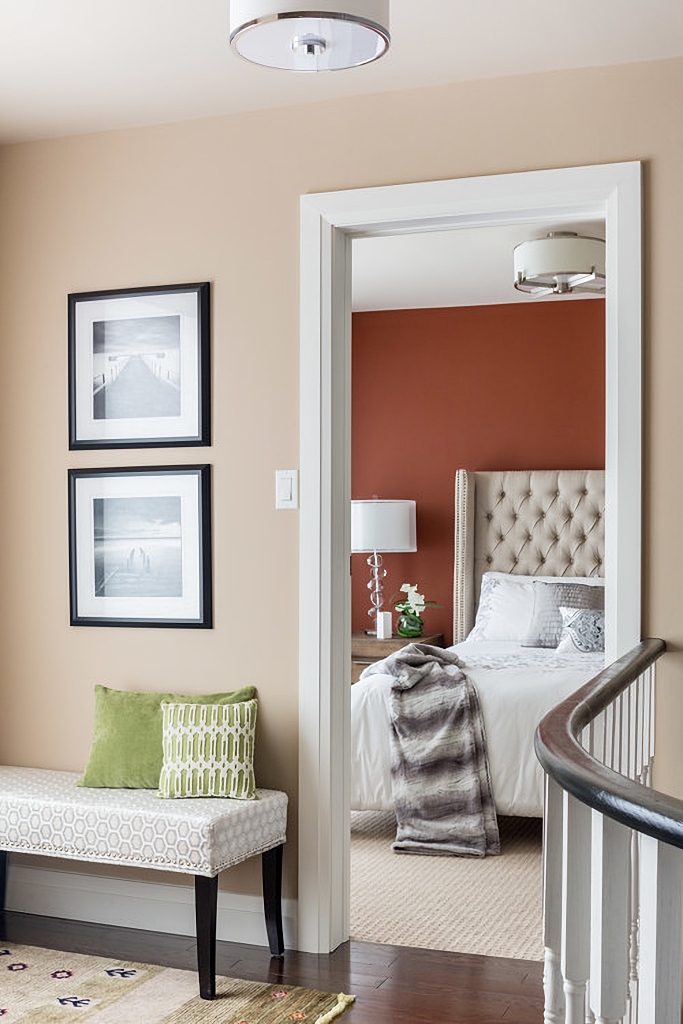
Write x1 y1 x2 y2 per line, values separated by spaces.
513 231 606 296
230 1 390 72
292 34 327 57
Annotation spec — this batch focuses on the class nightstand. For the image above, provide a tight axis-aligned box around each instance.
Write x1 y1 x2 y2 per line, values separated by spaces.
351 631 445 683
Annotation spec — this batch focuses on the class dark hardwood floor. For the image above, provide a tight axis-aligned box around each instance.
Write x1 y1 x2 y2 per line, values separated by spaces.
1 911 544 1023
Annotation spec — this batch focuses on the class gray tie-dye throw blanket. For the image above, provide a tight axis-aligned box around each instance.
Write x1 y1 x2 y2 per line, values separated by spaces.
382 643 500 857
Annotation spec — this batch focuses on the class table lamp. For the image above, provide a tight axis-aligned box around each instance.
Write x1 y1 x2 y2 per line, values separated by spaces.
351 499 417 634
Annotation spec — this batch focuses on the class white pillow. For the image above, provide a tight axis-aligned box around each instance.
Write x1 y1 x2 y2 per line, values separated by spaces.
467 572 604 644
556 607 605 653
480 571 604 587
467 573 536 642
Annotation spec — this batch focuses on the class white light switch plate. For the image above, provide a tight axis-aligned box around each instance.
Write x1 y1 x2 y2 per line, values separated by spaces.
275 469 299 510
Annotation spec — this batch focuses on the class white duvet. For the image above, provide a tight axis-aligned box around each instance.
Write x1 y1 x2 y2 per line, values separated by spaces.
350 640 605 817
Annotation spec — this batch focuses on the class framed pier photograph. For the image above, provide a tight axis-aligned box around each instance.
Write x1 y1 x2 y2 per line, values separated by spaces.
68 282 210 449
68 465 212 628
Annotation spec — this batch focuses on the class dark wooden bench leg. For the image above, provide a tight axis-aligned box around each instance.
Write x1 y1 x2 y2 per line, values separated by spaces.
0 851 7 912
0 851 7 941
262 843 284 957
195 874 217 1000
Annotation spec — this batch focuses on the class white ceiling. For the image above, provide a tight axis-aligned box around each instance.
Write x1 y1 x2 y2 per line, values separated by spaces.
0 1 682 144
352 219 606 310
0 4 660 311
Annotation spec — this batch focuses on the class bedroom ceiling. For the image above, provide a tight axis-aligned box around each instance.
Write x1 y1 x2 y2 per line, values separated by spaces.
0 1 682 144
352 219 606 311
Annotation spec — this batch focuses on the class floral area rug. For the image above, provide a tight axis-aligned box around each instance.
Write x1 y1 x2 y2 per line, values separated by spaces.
0 944 355 1023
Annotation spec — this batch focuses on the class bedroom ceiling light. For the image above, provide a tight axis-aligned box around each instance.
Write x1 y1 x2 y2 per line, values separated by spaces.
513 232 606 295
229 1 390 72
351 499 416 634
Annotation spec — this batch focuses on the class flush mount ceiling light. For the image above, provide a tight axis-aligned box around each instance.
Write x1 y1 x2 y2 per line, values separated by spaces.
229 1 390 72
513 231 606 295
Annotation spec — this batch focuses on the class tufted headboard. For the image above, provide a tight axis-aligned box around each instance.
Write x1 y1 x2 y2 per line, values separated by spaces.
453 469 605 642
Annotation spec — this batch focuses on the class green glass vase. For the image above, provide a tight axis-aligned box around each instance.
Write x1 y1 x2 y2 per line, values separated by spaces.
396 612 424 638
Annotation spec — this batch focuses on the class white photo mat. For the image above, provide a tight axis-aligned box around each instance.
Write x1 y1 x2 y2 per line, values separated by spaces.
69 466 211 627
68 283 210 448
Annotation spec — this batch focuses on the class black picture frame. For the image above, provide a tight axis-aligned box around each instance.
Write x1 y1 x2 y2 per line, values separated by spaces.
68 282 210 449
68 465 212 628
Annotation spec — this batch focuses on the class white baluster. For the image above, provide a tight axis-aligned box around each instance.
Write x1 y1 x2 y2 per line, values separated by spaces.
581 725 591 755
643 666 655 787
593 710 606 769
634 679 643 782
624 686 634 781
603 704 613 768
590 812 631 1024
638 835 683 1023
640 669 650 785
615 693 624 775
627 830 639 1024
631 679 641 783
648 666 656 785
544 775 566 1023
638 672 647 782
561 793 592 1024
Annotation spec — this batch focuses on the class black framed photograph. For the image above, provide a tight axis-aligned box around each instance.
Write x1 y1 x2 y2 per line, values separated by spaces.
68 465 212 628
68 282 210 449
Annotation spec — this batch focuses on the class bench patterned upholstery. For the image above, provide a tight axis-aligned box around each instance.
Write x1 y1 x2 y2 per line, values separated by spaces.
0 765 288 1000
0 766 287 876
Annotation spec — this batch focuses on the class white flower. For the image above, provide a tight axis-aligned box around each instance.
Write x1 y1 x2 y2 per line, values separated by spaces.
399 583 426 614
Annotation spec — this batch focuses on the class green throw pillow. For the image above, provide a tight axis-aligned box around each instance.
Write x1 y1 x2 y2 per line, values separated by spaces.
158 700 258 800
78 684 257 789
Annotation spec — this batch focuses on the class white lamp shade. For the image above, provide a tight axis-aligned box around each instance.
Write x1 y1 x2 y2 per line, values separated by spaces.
230 0 390 72
513 233 606 294
351 499 417 553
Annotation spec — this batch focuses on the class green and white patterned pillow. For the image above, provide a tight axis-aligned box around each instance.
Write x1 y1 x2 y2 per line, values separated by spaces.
158 700 258 799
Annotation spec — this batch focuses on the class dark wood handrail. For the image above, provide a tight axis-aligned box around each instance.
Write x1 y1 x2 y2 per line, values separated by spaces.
534 638 683 848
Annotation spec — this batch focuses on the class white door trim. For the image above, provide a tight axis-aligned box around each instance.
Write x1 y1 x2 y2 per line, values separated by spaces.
298 162 642 953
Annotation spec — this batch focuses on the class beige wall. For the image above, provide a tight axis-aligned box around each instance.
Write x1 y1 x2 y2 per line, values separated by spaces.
1 56 682 901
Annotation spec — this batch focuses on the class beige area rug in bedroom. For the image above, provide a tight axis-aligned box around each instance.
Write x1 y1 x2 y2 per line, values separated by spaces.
350 811 544 961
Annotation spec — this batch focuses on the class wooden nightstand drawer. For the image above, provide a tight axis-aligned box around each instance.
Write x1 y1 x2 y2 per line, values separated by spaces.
351 632 445 683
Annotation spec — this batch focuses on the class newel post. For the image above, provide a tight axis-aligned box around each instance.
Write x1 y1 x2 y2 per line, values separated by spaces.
561 793 592 1023
638 835 683 1022
589 812 630 1024
543 776 566 1023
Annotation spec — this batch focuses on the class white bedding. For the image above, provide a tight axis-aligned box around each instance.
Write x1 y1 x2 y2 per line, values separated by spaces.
350 640 605 817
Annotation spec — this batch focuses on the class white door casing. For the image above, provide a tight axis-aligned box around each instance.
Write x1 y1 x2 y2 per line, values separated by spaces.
298 162 642 953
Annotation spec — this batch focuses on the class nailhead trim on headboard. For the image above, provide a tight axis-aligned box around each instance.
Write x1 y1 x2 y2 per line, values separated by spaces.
453 469 605 642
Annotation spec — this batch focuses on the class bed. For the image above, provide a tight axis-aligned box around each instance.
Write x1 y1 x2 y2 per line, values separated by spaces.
350 468 606 819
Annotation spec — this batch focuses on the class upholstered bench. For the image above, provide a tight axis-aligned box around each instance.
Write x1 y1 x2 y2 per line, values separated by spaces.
0 766 287 1000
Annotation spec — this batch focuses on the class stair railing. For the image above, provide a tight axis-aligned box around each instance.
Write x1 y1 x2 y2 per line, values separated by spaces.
535 638 683 1024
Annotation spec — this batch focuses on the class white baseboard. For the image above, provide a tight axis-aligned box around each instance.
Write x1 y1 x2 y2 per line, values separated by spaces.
6 861 297 950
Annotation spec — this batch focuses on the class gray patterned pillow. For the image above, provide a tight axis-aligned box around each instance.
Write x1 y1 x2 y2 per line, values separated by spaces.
522 581 604 648
557 607 605 653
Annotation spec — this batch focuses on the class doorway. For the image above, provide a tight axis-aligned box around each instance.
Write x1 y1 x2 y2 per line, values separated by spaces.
348 224 606 957
297 162 643 955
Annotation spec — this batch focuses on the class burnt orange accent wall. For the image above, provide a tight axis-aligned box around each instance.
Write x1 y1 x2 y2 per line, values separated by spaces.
352 300 605 644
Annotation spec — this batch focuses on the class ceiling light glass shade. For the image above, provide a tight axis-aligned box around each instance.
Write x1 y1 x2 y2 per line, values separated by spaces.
513 232 606 295
351 499 416 553
230 1 390 72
